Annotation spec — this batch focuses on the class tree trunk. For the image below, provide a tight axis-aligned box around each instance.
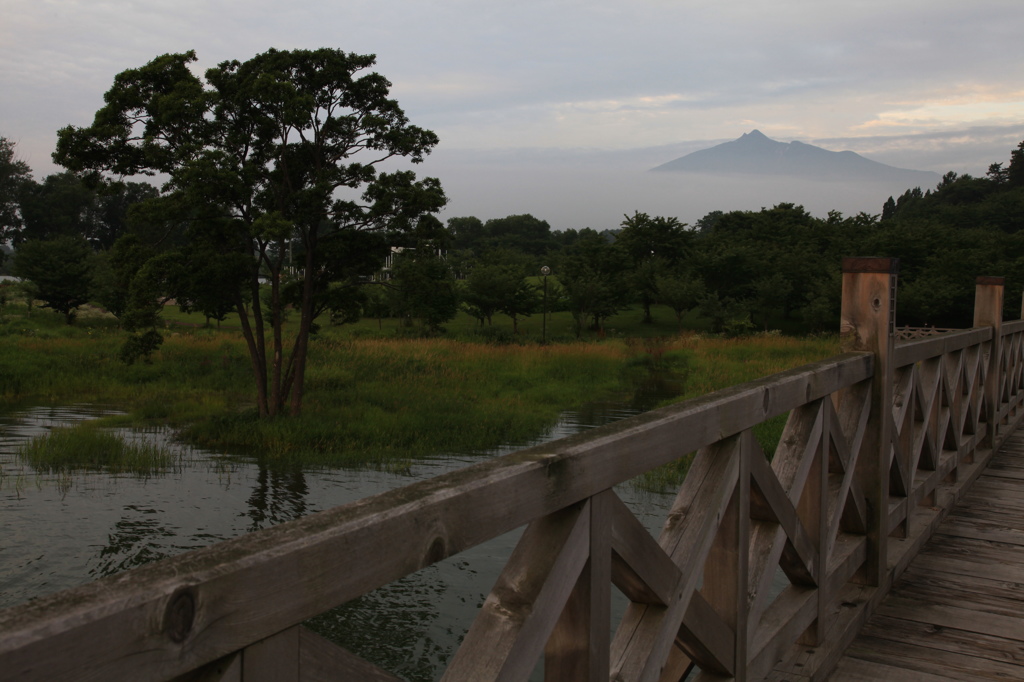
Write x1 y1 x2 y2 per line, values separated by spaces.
287 245 318 417
269 258 285 417
236 294 270 418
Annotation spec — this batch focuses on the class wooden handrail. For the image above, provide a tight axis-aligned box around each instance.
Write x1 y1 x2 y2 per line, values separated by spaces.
3 265 1024 681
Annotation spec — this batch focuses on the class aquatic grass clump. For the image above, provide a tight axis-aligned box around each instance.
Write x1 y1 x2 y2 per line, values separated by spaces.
18 425 179 476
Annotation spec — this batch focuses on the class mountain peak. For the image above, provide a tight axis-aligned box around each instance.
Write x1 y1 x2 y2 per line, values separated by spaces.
651 131 939 184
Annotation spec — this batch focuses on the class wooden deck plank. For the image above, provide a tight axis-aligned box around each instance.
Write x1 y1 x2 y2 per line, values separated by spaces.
983 466 1024 481
829 655 962 681
873 597 1024 640
888 566 1024 619
843 636 1024 680
919 534 1024 564
934 517 1024 546
859 615 1024 667
827 429 1024 681
907 552 1024 584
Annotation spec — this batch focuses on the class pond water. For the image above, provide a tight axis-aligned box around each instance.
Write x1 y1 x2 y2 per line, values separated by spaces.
0 391 680 681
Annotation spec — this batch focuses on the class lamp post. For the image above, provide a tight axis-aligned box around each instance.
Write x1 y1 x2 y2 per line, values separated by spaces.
540 265 550 343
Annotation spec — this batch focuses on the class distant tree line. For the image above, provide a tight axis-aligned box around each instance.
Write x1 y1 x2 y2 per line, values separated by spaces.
434 139 1024 335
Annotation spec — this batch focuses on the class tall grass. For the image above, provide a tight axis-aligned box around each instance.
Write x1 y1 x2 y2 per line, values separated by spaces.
0 304 839 476
183 337 643 466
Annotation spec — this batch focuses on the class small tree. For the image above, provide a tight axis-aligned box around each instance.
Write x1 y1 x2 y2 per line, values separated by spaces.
616 212 692 323
361 283 391 329
699 291 753 336
558 229 631 336
655 271 704 328
462 263 539 332
93 233 156 320
13 236 95 323
461 264 506 326
388 252 458 332
497 276 540 334
118 253 179 364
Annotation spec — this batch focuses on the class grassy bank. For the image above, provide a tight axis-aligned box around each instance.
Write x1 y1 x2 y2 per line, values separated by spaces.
0 303 838 473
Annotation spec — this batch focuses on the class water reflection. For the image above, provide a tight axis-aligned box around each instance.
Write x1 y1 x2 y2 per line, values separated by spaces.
245 460 310 532
308 566 456 682
90 507 177 578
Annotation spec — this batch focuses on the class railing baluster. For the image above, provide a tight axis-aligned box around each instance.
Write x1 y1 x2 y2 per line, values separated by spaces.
700 432 751 678
797 402 828 647
544 490 612 681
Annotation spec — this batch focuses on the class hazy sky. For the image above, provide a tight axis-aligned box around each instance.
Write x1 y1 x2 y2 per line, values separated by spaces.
3 0 1024 229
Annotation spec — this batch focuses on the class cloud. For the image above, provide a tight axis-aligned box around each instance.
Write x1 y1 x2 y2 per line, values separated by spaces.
3 0 1023 186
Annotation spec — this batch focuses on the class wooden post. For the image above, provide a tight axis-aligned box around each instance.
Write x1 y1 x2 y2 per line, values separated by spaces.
840 257 897 586
974 276 1004 450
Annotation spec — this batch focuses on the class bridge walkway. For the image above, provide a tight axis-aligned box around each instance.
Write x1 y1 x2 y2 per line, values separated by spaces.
828 430 1024 680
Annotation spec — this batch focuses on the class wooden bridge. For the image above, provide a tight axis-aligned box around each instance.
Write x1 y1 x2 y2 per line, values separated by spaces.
2 256 1024 681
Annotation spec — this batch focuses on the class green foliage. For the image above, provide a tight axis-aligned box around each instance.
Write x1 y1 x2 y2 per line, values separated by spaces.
13 171 155 250
1009 140 1024 188
0 137 32 246
448 216 486 251
698 291 754 336
15 173 97 244
119 329 164 365
558 228 632 337
655 271 705 327
54 48 446 417
462 262 540 332
617 210 696 323
617 212 689 258
359 283 391 329
482 214 554 256
388 252 459 332
13 235 95 323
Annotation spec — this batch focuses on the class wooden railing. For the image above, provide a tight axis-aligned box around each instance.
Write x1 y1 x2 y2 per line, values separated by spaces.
3 258 1024 682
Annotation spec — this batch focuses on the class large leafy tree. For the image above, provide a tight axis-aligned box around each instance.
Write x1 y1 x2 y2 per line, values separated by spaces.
55 48 446 417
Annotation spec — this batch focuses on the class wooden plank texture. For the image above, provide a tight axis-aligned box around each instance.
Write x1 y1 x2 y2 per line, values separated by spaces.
827 428 1024 681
